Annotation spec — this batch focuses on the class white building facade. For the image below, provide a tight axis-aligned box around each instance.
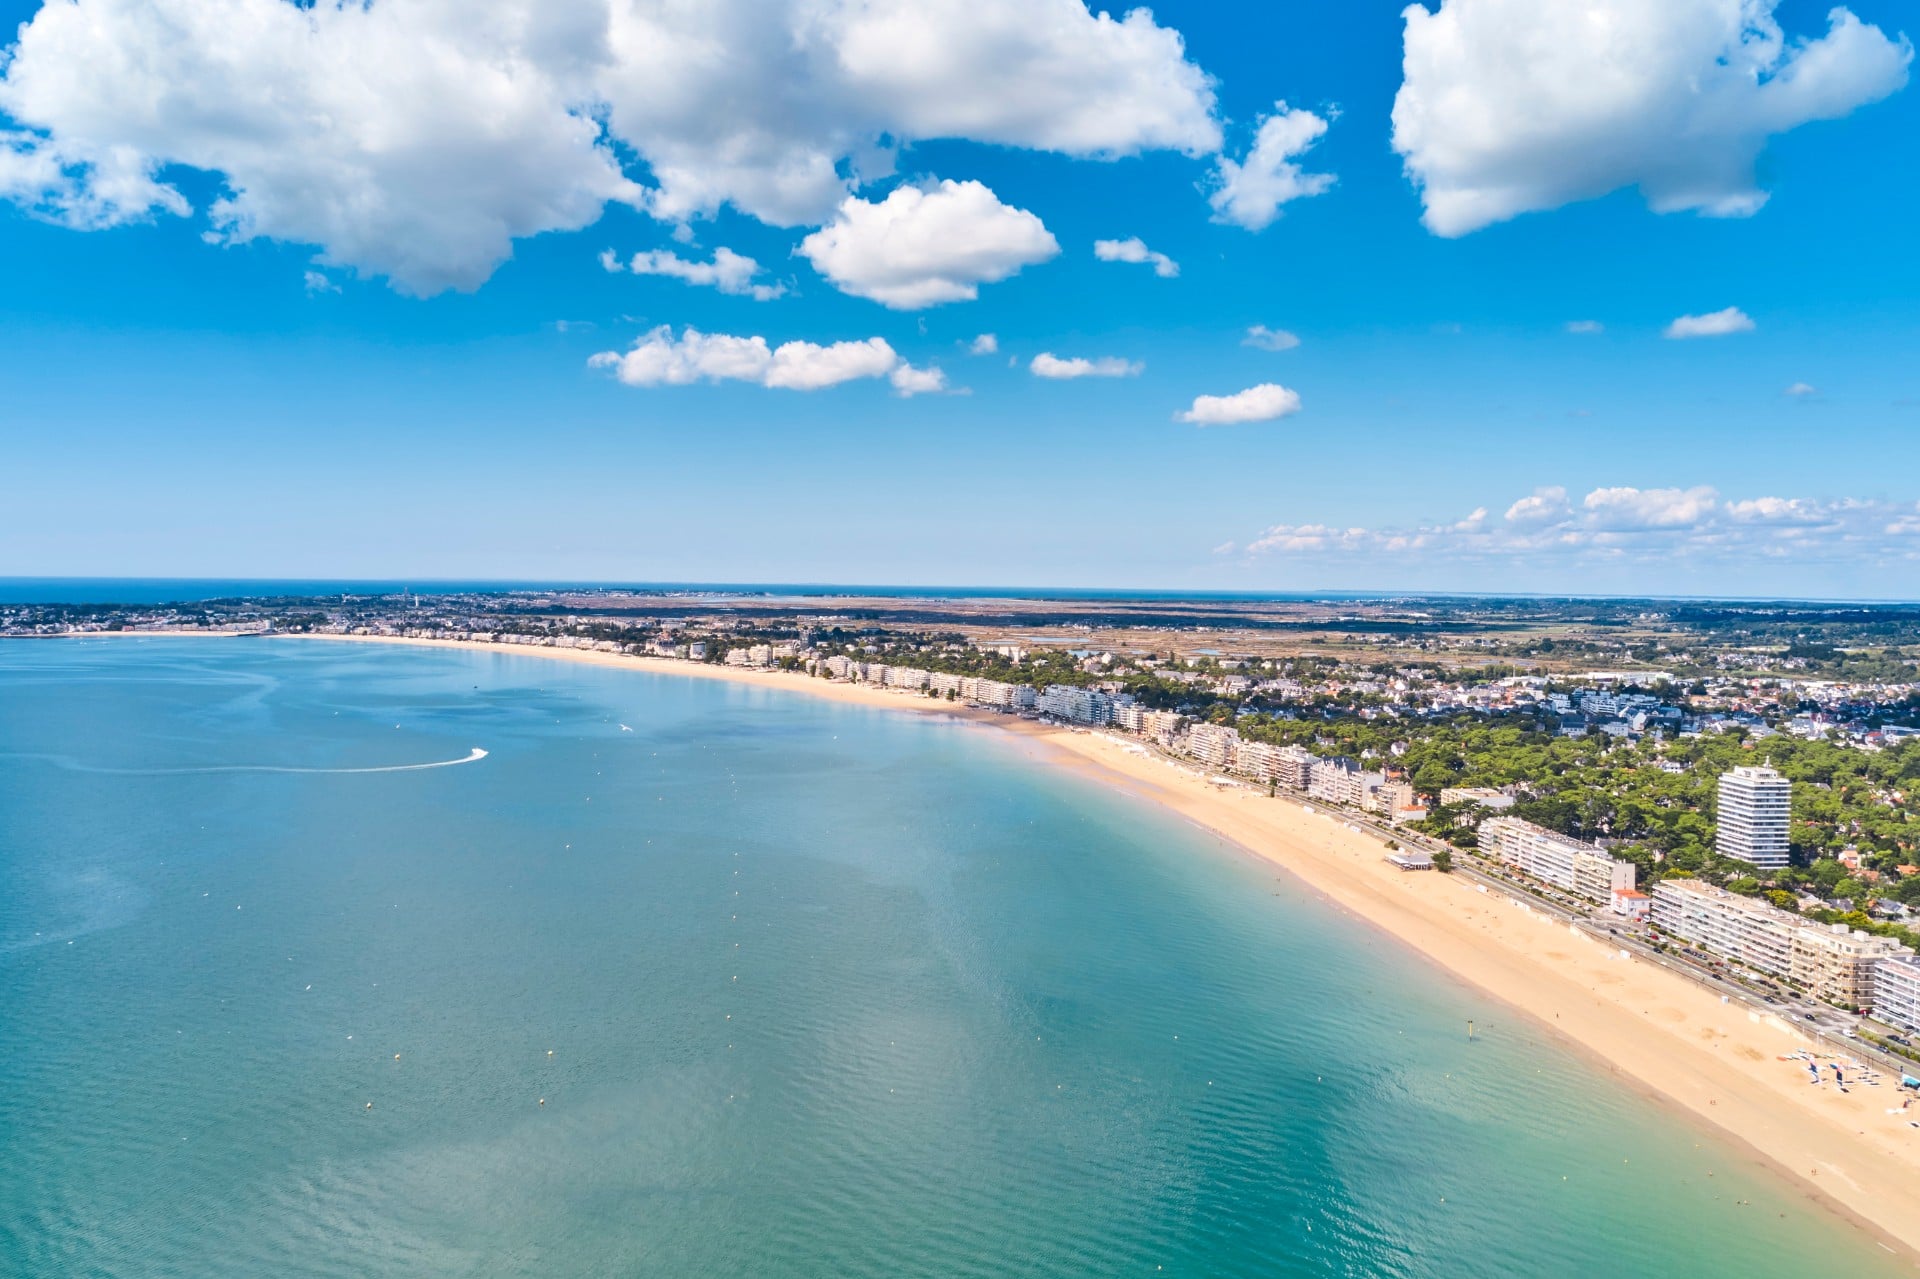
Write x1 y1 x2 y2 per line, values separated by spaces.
1717 766 1793 869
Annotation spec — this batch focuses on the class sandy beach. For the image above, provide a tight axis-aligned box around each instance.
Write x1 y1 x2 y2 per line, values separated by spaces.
93 632 1920 1260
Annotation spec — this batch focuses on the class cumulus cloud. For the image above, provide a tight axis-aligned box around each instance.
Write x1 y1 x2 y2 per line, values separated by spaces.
1665 307 1755 339
1504 486 1571 524
1030 353 1142 379
1565 320 1603 335
1176 383 1302 425
969 333 999 355
1237 484 1920 568
1242 325 1300 351
798 179 1059 308
1583 485 1718 530
588 325 942 393
601 245 784 300
1392 0 1912 237
1093 236 1177 277
0 0 1218 294
1208 102 1335 231
303 270 340 295
887 363 949 396
1785 381 1818 397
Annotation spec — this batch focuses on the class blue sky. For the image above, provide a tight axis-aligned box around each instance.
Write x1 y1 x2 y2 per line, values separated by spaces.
1 0 1915 596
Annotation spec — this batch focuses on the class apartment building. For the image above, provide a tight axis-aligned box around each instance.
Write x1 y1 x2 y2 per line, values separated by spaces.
1650 879 1795 978
962 678 1038 711
1307 758 1385 809
1111 700 1148 733
1873 954 1920 1033
1142 710 1184 745
1270 744 1314 791
1717 766 1793 869
1648 879 1906 1007
1789 925 1905 1011
1439 787 1515 811
1481 817 1637 904
1234 740 1284 784
1186 722 1240 769
1037 685 1114 727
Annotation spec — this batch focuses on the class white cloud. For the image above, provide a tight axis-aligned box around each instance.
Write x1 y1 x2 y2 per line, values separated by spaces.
1723 496 1833 526
588 324 940 392
1030 353 1142 379
303 270 340 295
1393 0 1912 237
1785 381 1818 397
1237 485 1920 569
798 179 1059 309
1504 486 1570 524
1565 320 1603 335
1664 307 1755 339
1208 102 1335 231
1582 485 1719 530
0 0 1217 294
603 245 784 300
1242 325 1300 351
888 363 949 396
1176 383 1302 425
1093 236 1177 278
969 333 999 355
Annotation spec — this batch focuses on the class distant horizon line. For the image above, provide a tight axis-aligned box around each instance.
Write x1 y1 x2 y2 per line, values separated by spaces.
3 576 1918 609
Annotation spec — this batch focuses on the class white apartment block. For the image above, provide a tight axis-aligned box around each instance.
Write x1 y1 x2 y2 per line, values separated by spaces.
1037 685 1113 726
1271 745 1314 791
1307 759 1383 809
885 666 931 691
1111 701 1148 733
1142 710 1184 744
1233 740 1284 783
1482 817 1636 904
962 678 1038 711
1439 787 1515 811
1649 879 1904 1007
1874 954 1920 1033
1717 766 1793 869
1790 925 1905 1011
929 672 965 696
1187 723 1240 769
1651 879 1796 978
824 654 854 679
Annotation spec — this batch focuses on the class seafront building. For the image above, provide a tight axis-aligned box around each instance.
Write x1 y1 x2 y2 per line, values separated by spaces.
1873 955 1920 1033
1651 878 1908 1009
1716 766 1794 869
1187 723 1239 770
1652 879 1797 978
1037 685 1113 727
1480 817 1636 904
1790 926 1905 1011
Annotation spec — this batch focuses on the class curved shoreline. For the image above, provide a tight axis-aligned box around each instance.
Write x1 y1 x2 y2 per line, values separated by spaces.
35 630 1920 1262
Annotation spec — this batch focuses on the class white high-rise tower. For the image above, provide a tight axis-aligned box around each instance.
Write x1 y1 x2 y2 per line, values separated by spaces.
1716 765 1792 869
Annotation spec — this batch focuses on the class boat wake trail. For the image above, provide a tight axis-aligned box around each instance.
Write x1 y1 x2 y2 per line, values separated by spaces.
1 748 488 776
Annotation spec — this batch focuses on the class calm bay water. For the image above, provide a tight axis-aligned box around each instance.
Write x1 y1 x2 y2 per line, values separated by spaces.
0 638 1905 1277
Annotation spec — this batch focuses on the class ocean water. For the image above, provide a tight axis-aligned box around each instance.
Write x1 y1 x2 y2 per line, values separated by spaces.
0 638 1905 1278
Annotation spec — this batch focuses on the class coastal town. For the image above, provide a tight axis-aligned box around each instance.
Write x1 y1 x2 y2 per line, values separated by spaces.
11 587 1920 1062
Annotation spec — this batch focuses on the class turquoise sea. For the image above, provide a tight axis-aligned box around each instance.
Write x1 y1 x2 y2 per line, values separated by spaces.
0 639 1906 1277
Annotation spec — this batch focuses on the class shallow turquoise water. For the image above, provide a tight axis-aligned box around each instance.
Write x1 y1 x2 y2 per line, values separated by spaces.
0 638 1907 1277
